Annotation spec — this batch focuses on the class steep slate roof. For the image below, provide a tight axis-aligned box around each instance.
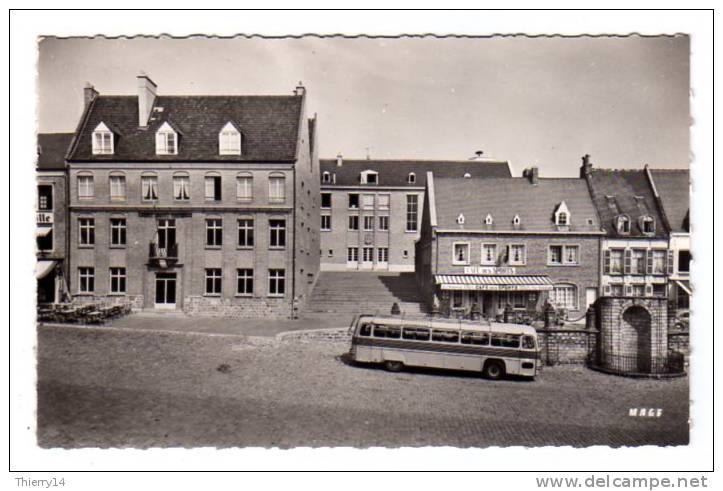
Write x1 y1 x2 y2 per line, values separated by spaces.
37 133 73 170
68 95 303 162
320 159 511 187
649 168 690 233
432 177 601 232
586 169 667 238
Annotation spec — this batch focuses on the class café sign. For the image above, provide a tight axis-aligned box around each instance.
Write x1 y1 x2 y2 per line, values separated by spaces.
463 266 516 275
36 212 54 224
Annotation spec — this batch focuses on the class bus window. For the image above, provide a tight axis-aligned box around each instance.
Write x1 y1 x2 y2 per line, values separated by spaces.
359 323 372 337
432 329 460 343
373 324 388 338
521 335 536 350
490 333 520 348
404 327 430 340
461 331 489 345
402 327 416 340
387 326 401 339
415 328 430 341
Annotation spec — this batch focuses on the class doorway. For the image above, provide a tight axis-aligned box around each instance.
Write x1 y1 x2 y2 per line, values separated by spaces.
155 272 177 309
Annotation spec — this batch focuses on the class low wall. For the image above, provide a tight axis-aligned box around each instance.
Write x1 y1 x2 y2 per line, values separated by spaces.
536 327 596 366
71 294 144 310
183 295 292 319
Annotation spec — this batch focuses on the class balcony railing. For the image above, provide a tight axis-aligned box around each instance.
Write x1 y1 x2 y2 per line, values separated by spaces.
149 242 178 264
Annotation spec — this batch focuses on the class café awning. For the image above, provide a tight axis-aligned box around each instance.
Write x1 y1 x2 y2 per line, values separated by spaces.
36 226 52 237
435 274 554 291
36 260 57 280
674 280 692 296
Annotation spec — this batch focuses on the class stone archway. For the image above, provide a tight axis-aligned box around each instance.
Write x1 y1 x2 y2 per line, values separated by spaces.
622 305 652 373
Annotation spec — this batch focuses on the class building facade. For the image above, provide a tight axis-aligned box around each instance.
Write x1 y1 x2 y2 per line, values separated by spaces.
36 133 74 304
65 74 320 318
318 156 511 272
416 168 602 320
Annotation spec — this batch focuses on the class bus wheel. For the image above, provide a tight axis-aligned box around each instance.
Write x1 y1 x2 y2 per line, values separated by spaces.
483 360 505 380
384 360 404 372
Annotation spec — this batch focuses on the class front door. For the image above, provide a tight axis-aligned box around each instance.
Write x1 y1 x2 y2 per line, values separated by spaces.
361 247 374 269
155 272 177 309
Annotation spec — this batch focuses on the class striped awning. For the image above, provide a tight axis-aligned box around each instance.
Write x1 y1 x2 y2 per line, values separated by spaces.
435 274 554 291
674 280 692 296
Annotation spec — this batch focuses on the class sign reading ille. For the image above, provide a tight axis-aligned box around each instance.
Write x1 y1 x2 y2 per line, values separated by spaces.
36 212 54 224
463 266 516 275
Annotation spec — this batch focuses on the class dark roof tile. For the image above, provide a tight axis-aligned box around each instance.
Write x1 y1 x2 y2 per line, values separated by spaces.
649 168 690 233
37 133 73 170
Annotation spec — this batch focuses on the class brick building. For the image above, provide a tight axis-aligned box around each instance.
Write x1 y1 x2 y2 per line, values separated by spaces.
581 156 671 301
416 167 603 319
65 74 320 318
37 133 74 304
318 155 511 272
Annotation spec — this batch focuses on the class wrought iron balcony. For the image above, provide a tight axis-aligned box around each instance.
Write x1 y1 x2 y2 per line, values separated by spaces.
149 242 178 267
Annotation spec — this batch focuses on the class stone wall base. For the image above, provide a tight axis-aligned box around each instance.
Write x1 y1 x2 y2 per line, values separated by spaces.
72 294 144 310
183 296 292 319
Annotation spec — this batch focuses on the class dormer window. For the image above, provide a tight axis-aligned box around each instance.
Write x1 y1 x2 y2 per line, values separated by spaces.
554 201 570 227
485 214 494 225
219 122 242 155
322 171 331 184
91 122 113 155
512 214 521 227
408 172 416 184
640 215 655 235
616 215 630 234
360 170 378 185
155 122 177 155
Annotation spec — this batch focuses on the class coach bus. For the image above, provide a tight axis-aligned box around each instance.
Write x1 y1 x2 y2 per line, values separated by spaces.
348 315 541 380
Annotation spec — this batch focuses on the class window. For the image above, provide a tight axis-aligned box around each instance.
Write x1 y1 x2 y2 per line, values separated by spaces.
432 329 460 343
641 216 656 234
508 244 526 265
37 225 53 251
609 284 624 296
631 284 646 297
362 247 374 262
237 218 254 248
653 284 667 297
268 269 285 296
205 268 222 295
268 174 285 202
377 194 390 210
652 250 666 274
453 242 470 265
173 175 190 201
363 216 374 231
378 247 388 263
78 218 95 246
408 172 416 184
378 216 389 231
77 175 94 200
321 215 331 231
485 214 494 226
37 185 53 210
205 175 222 201
141 175 159 201
362 194 374 210
91 123 113 154
551 284 578 310
609 249 624 274
361 170 378 185
512 214 521 227
109 175 126 201
403 250 409 259
402 327 430 341
348 193 360 209
631 249 646 274
481 244 497 265
452 290 464 308
322 171 331 183
617 215 630 234
78 267 95 293
237 269 253 295
206 218 223 247
549 245 563 265
321 192 332 209
554 202 570 227
155 123 177 155
548 245 579 265
556 212 568 226
328 249 333 257
348 215 359 231
109 267 126 294
110 218 126 246
219 122 242 155
347 247 359 262
406 194 418 232
269 219 286 248
490 334 521 348
461 331 490 345
678 250 691 273
236 174 253 201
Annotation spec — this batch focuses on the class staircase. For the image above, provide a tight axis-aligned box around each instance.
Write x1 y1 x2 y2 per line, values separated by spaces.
300 272 428 319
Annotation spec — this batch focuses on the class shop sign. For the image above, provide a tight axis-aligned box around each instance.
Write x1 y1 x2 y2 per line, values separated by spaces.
36 212 54 224
463 266 516 275
440 283 551 291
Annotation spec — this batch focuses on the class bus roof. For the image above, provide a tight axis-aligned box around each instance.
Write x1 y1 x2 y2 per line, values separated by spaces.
356 315 538 336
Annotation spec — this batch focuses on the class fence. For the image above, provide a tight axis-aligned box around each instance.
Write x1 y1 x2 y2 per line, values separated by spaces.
590 351 686 376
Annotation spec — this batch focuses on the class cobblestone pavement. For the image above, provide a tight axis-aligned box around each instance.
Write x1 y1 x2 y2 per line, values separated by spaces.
36 324 689 448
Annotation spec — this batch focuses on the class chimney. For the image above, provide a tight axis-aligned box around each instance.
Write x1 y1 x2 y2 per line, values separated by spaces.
294 81 306 97
336 153 343 167
580 153 593 178
137 72 157 127
83 82 98 108
524 166 539 185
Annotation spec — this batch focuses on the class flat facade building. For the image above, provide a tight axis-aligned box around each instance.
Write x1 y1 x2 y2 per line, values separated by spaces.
416 167 602 319
37 133 74 304
318 156 511 272
66 75 320 318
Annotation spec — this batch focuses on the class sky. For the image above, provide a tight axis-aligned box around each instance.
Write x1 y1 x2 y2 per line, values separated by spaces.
37 35 690 177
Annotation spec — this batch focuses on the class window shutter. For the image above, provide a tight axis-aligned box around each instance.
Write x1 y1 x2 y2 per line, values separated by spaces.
646 250 654 275
624 249 632 275
603 249 611 274
645 284 653 296
667 250 675 275
603 284 611 295
155 132 165 154
625 284 632 296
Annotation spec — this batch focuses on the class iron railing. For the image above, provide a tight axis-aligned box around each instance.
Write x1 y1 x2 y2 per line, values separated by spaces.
590 351 686 376
149 242 178 260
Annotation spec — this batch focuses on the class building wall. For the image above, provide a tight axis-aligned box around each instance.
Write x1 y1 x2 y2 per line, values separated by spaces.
37 172 69 264
319 187 424 272
600 237 670 296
